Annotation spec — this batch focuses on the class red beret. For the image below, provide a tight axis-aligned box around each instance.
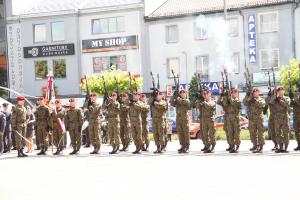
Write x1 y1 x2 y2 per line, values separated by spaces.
69 98 75 102
140 94 146 98
55 99 61 103
17 96 25 101
133 92 140 96
231 88 238 93
179 90 186 94
252 88 260 93
277 86 285 91
122 93 128 98
111 92 117 97
39 96 45 101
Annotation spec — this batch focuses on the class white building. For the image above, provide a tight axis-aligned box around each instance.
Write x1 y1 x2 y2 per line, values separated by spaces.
5 0 145 97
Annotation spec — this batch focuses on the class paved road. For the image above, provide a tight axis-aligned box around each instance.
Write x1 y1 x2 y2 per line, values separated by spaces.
1 140 300 200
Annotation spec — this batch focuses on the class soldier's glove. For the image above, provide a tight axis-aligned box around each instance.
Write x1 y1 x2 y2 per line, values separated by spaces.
246 91 251 96
268 90 272 97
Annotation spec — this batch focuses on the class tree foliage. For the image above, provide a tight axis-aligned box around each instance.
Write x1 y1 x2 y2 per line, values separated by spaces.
188 75 199 104
80 68 143 96
279 58 300 92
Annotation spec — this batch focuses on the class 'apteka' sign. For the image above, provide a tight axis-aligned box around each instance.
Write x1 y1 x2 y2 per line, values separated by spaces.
248 14 257 64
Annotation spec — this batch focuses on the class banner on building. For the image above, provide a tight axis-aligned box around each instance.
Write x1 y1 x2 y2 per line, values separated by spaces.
24 43 75 58
248 14 257 64
82 35 138 53
7 23 24 98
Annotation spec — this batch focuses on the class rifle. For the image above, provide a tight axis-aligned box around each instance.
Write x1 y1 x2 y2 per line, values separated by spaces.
244 66 252 95
171 69 179 97
271 66 277 93
102 76 109 105
224 69 231 97
128 72 134 102
133 77 138 93
288 70 294 99
83 75 92 108
157 74 161 90
114 76 121 103
150 72 158 98
196 73 205 102
263 71 272 114
220 72 225 96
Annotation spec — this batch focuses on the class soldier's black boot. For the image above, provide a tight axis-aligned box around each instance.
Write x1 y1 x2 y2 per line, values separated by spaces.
204 144 211 153
17 150 23 157
229 145 237 153
20 149 28 157
154 145 160 154
226 144 232 151
294 143 300 151
37 148 44 155
201 144 208 152
236 144 240 152
109 146 116 154
254 145 263 153
275 144 283 153
178 146 184 153
42 147 48 155
250 145 257 152
69 147 77 155
210 144 216 153
120 145 126 152
114 145 119 154
90 146 97 154
182 145 189 153
283 143 289 153
145 143 149 151
95 144 100 154
271 143 278 151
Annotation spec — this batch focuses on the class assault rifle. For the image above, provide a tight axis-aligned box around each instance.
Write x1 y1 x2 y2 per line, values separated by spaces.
288 71 294 99
150 72 158 98
102 76 109 105
171 69 179 97
83 75 92 108
114 76 121 103
244 66 252 95
128 72 134 103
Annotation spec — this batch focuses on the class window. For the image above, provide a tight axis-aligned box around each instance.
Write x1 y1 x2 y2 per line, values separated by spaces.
227 18 239 37
34 24 46 43
194 23 207 40
51 22 64 41
167 58 179 78
35 60 48 80
231 53 240 73
259 49 279 70
93 55 127 73
195 56 209 77
92 17 125 34
259 12 278 33
53 59 66 78
166 25 178 43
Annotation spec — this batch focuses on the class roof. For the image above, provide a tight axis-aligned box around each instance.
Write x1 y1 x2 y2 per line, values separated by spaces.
146 0 295 20
14 0 142 15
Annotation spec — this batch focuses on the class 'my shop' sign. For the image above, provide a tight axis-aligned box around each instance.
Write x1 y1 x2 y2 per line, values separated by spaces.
248 14 257 64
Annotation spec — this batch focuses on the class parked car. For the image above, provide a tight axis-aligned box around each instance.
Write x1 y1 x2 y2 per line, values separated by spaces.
189 114 249 139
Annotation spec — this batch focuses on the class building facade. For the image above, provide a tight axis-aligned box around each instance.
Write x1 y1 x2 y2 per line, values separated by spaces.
145 0 300 94
5 0 145 98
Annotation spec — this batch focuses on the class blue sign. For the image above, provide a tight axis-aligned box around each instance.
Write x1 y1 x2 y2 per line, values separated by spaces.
202 82 223 95
248 14 257 63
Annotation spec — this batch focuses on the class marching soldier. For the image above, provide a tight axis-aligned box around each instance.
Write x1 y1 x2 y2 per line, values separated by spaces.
290 89 300 151
103 92 121 154
170 90 191 153
119 93 131 152
2 103 12 153
149 91 168 154
270 86 290 153
161 95 169 152
218 89 241 153
140 94 150 151
129 92 144 154
243 88 266 153
11 96 28 157
196 90 216 153
65 98 84 155
88 93 102 154
49 99 66 155
0 106 6 155
35 97 51 155
265 89 278 151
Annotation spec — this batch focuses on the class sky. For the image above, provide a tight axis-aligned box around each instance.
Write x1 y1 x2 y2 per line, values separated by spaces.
12 0 167 15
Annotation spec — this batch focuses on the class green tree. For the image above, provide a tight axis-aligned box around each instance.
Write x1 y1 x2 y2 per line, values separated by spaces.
80 68 143 95
279 58 300 92
188 75 199 105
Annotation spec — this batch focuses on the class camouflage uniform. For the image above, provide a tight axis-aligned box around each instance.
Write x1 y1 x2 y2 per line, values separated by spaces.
219 95 241 152
88 102 101 154
129 101 144 154
141 102 150 150
103 98 121 153
49 107 66 154
149 97 168 153
265 94 277 150
120 100 131 151
0 112 6 154
162 98 169 151
217 97 230 147
243 95 265 152
170 96 191 152
11 104 28 157
197 99 216 153
270 95 290 152
65 107 83 154
35 105 50 155
291 92 300 150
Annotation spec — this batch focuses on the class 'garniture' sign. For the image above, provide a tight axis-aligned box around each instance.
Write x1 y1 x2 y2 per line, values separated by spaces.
24 43 75 58
82 35 138 53
248 14 257 64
